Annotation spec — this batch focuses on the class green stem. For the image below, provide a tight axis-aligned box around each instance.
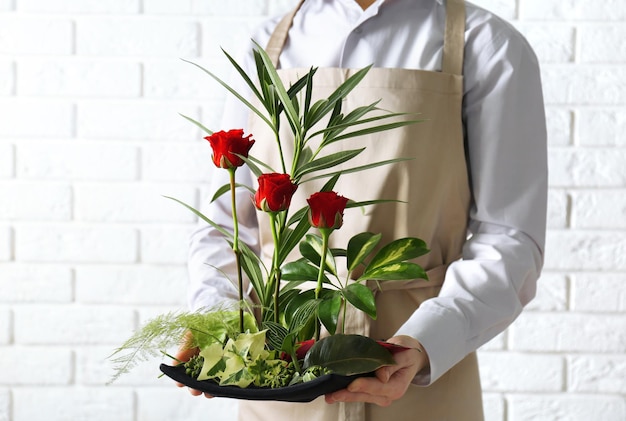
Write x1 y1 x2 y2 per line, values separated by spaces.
273 121 287 174
229 168 244 333
314 229 331 340
269 213 281 324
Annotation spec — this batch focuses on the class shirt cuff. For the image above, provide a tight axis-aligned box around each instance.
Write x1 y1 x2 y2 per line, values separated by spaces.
394 299 469 386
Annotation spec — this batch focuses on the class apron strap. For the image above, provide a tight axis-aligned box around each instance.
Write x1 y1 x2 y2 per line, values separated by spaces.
265 0 305 67
442 0 466 75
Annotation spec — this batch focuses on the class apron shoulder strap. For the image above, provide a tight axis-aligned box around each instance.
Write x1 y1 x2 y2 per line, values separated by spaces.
265 0 305 67
442 0 466 75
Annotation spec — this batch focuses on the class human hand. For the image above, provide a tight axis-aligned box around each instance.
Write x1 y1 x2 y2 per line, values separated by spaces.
324 335 428 407
173 333 214 399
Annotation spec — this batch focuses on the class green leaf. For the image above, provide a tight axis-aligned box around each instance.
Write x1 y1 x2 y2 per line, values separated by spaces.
163 196 232 239
179 113 213 135
300 234 337 276
281 260 321 281
347 232 382 272
262 321 289 351
301 158 413 184
294 148 365 180
181 58 274 132
359 262 428 282
318 292 342 335
343 283 377 319
278 212 311 264
210 182 255 203
366 237 429 272
303 334 395 376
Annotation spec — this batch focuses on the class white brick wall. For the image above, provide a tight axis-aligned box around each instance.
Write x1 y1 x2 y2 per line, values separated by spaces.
0 1 624 420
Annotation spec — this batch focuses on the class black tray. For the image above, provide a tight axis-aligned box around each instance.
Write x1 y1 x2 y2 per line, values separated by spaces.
160 363 367 403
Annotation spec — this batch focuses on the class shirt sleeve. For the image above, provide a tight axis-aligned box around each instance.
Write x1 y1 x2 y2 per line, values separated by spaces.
395 22 548 385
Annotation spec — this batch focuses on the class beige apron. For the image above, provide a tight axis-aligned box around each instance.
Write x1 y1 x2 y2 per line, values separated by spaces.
239 0 484 419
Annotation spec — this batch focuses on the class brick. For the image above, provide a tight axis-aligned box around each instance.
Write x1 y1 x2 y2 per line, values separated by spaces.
578 109 626 146
480 352 564 392
548 148 626 187
568 355 626 394
0 346 72 385
193 0 266 16
77 101 200 140
0 265 73 303
78 345 167 386
509 312 626 353
572 190 626 229
141 225 195 264
520 0 626 21
143 0 193 14
0 227 11 261
18 59 140 98
542 65 626 105
0 17 72 55
144 58 227 101
75 183 196 223
137 388 238 420
17 142 138 181
508 394 626 421
0 144 14 178
545 108 572 146
0 0 13 10
0 61 13 96
571 273 626 312
481 393 505 421
0 100 73 137
545 231 626 271
17 0 139 13
514 24 574 63
13 305 135 345
0 182 71 221
579 25 626 63
76 18 199 57
142 142 212 182
546 189 569 229
0 308 11 344
13 388 134 421
75 265 187 305
525 273 568 311
15 225 137 263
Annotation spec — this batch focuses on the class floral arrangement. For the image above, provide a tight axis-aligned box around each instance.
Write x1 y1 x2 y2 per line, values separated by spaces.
109 43 428 395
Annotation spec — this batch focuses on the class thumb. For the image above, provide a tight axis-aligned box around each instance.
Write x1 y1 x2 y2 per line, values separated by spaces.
375 365 397 384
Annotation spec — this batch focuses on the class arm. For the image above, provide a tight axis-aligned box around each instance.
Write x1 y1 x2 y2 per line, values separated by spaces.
329 20 547 404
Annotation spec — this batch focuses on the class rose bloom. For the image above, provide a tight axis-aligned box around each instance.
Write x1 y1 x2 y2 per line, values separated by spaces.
205 129 255 169
254 173 298 212
307 191 349 230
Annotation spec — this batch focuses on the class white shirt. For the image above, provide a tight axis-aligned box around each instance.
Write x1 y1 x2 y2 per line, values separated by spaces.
188 0 547 385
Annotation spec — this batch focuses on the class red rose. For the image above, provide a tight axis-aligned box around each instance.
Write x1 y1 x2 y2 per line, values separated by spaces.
205 129 255 169
306 191 349 230
254 173 298 212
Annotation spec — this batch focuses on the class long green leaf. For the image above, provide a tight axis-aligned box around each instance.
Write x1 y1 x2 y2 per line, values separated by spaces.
294 148 365 179
281 260 321 281
327 120 422 143
163 196 232 239
181 58 275 132
179 113 213 135
301 157 413 183
251 42 301 138
210 182 255 203
299 234 337 276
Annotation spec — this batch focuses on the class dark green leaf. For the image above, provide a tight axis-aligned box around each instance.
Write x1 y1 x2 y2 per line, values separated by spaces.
294 148 365 179
303 334 395 375
318 293 342 335
179 113 213 135
343 283 376 319
262 321 288 351
281 260 320 281
347 232 382 272
300 234 337 276
210 182 255 203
